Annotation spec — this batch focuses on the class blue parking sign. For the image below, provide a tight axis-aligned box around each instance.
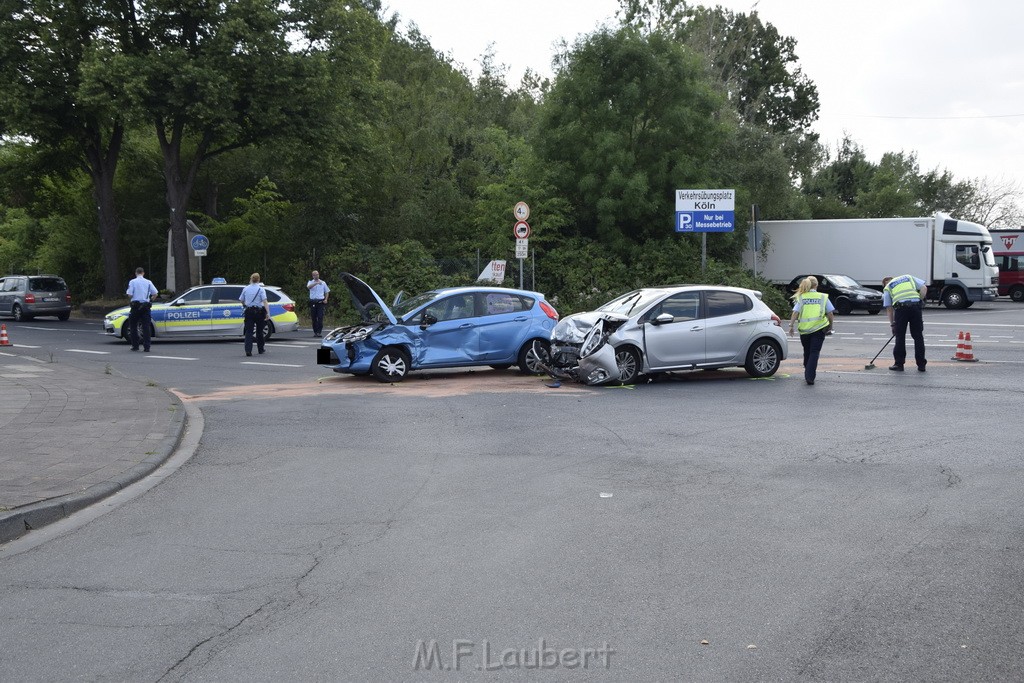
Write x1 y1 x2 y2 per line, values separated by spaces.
676 211 734 233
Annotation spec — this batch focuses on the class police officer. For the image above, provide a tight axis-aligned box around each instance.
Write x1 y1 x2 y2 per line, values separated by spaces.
787 276 836 385
882 274 927 371
239 272 270 357
306 270 330 337
126 267 158 352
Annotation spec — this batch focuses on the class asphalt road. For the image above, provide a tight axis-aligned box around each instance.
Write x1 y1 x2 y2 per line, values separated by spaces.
2 301 1024 681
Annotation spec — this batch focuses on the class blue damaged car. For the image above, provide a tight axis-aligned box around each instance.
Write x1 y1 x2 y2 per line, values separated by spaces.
317 273 559 382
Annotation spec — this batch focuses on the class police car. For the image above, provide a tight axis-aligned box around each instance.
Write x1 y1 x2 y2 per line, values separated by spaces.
104 279 299 342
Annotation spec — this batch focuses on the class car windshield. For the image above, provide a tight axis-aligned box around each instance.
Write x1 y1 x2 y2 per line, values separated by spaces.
597 289 668 317
825 275 860 288
391 290 440 320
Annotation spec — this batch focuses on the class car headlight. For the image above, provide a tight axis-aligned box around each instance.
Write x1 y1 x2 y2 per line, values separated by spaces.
855 294 866 300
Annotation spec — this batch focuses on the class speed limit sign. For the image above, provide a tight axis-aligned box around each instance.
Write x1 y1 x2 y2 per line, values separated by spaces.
513 221 531 239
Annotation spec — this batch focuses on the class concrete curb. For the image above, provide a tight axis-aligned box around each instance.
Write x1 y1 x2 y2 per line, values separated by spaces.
0 390 187 545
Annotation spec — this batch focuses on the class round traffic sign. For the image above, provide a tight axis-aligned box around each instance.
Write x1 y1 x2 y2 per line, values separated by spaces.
513 221 531 239
190 234 209 251
513 201 530 221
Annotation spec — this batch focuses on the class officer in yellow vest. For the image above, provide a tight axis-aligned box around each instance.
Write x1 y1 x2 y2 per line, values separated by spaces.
788 276 836 385
882 274 927 371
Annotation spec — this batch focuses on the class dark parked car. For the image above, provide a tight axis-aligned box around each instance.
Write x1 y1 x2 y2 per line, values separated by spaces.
785 274 883 315
0 275 72 321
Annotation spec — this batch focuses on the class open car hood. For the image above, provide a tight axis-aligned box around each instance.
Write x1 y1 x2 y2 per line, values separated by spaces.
340 273 397 325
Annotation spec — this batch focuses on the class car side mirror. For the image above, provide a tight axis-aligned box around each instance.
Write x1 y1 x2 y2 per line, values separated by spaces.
650 312 674 326
420 313 437 329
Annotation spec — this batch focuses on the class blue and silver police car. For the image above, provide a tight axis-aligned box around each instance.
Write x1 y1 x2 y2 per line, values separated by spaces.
104 282 300 342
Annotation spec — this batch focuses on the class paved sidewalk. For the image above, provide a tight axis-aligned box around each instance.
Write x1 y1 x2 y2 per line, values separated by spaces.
0 347 186 544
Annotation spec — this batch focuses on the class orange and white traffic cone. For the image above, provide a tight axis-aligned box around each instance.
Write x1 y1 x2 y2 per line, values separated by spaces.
958 331 977 362
0 323 11 346
952 330 965 360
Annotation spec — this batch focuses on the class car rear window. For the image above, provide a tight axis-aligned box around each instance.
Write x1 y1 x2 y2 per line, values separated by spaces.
705 291 752 318
29 277 66 291
483 292 532 315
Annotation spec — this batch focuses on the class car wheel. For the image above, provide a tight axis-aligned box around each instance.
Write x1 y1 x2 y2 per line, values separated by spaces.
57 312 70 321
867 308 881 315
261 319 274 341
1010 286 1024 302
517 339 550 374
834 297 852 315
12 304 26 322
615 347 641 385
489 364 512 371
744 339 781 378
943 287 967 309
371 346 409 382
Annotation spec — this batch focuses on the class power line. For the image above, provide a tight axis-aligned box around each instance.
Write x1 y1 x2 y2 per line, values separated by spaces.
850 113 1024 120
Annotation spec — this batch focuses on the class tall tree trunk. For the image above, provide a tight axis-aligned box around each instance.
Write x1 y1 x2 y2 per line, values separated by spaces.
158 123 207 292
83 124 124 298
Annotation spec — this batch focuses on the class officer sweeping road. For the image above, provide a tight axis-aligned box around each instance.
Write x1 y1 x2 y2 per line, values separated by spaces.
882 274 928 372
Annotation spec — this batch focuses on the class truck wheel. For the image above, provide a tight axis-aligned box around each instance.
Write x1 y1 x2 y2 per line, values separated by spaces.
834 298 852 315
942 288 968 309
1011 286 1024 302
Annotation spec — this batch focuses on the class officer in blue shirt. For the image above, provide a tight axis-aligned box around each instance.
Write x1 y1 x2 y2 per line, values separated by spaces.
126 267 158 352
306 270 331 337
239 272 270 357
882 274 928 371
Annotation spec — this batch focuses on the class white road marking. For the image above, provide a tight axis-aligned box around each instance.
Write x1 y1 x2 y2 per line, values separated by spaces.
66 349 111 355
145 355 197 360
241 361 304 367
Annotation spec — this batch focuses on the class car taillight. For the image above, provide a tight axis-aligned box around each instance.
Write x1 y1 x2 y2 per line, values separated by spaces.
65 292 72 303
540 301 559 320
283 303 294 312
25 293 35 303
770 313 781 326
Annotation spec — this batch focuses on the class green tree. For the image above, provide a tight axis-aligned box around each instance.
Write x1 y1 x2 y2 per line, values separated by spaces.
109 0 380 291
0 0 137 296
537 27 727 253
619 1 820 135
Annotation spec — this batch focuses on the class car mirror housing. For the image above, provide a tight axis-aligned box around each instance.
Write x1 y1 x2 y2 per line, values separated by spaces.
420 313 437 329
650 312 674 326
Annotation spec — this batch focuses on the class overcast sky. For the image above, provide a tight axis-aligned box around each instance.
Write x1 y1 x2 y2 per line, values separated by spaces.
383 0 1024 207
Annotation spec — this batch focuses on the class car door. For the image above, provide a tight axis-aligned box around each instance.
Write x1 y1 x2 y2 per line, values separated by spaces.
413 293 479 366
641 291 706 369
209 286 245 335
475 292 534 362
0 278 9 316
703 290 756 363
160 287 214 335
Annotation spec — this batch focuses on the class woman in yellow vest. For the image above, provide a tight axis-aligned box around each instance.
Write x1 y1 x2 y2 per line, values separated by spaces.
787 276 836 385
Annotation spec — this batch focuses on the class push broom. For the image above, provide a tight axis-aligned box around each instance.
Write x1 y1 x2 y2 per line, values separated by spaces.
865 334 895 370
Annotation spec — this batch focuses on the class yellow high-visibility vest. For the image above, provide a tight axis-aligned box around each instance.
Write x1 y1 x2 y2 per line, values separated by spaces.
797 292 830 334
886 275 920 304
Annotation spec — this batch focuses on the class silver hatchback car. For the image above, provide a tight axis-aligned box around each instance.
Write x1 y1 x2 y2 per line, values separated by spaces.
546 285 788 385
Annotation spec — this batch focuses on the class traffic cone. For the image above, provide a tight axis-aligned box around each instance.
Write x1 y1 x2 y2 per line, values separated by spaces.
0 323 11 346
952 330 965 360
957 331 977 362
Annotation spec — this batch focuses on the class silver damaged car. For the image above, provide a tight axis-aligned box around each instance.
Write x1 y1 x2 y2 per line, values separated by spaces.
545 285 788 385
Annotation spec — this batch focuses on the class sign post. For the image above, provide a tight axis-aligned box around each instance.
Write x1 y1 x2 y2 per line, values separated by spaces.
674 189 735 273
190 233 209 285
512 203 531 289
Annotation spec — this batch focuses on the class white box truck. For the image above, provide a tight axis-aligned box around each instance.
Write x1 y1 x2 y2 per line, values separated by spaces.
748 213 999 308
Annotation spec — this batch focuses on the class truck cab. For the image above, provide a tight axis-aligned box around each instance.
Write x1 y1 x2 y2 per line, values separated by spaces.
990 230 1024 301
